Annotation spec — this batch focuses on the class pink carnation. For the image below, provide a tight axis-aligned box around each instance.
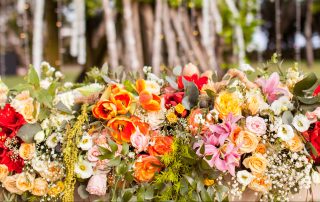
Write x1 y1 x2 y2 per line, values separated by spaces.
246 116 266 135
86 174 107 196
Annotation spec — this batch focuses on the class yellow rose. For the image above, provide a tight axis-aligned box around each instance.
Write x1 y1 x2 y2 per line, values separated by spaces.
48 181 65 197
19 143 36 160
214 91 241 119
16 172 35 191
248 175 270 193
2 174 24 195
285 134 304 152
11 91 40 123
243 153 268 174
0 164 9 182
233 130 259 154
31 178 48 196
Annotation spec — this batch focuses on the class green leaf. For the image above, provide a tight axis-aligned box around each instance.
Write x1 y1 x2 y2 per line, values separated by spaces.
205 89 215 99
124 80 138 95
55 101 72 114
182 96 191 110
27 66 40 87
183 175 196 188
108 156 121 167
293 73 318 96
122 190 133 202
200 190 211 202
165 76 179 90
306 142 319 157
77 185 89 199
183 78 199 109
98 146 114 159
216 185 229 202
145 186 154 200
297 96 320 105
108 139 118 153
121 142 129 155
17 123 42 143
199 144 205 155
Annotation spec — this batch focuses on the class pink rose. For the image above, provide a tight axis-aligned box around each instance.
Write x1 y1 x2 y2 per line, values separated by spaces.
130 130 149 153
86 174 107 196
306 107 320 123
246 116 266 135
88 146 100 162
183 63 200 77
95 159 109 171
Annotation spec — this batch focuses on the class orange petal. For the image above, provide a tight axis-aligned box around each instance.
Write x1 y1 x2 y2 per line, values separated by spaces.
136 79 146 94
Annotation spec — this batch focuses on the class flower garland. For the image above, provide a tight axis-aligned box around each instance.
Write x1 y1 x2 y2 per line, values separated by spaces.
62 104 88 202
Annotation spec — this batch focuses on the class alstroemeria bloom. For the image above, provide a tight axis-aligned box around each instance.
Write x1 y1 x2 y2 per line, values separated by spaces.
255 72 288 103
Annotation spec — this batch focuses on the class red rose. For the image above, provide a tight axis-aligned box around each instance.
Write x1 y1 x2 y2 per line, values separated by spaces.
177 74 208 90
0 149 24 173
164 92 184 109
303 121 320 164
0 104 26 137
313 85 320 96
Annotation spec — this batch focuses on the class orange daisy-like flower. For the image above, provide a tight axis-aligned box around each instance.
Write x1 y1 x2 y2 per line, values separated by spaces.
92 101 117 120
107 117 136 144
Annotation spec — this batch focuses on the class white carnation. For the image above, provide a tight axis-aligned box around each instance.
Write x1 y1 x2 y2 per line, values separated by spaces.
237 170 254 186
292 114 310 132
277 124 294 142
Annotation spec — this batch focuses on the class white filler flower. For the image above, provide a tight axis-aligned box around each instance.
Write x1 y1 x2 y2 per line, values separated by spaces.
237 170 254 186
292 114 310 132
277 124 294 142
75 160 93 179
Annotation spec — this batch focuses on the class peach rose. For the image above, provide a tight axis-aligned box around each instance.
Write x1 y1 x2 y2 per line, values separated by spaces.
92 100 117 120
255 144 267 154
285 134 304 152
134 155 162 182
248 175 270 193
11 91 40 123
110 90 132 114
39 161 64 182
233 130 259 154
2 174 24 195
87 145 101 162
16 172 35 191
0 164 9 182
243 153 268 174
183 63 200 77
31 178 48 196
86 174 107 196
107 117 136 144
148 136 173 156
19 143 36 160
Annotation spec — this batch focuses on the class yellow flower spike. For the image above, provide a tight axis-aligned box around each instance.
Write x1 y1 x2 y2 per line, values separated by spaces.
203 178 215 186
175 103 185 114
166 112 178 124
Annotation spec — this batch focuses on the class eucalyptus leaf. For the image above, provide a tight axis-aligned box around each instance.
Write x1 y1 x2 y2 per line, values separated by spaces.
108 156 121 167
297 96 320 105
282 111 293 125
17 123 42 143
55 101 73 114
108 139 118 152
165 76 179 90
27 66 40 87
121 142 129 155
173 66 182 76
78 185 89 199
122 190 133 202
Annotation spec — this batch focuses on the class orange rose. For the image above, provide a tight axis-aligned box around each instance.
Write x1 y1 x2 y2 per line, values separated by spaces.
131 116 150 135
148 136 173 156
92 101 117 120
19 143 36 160
107 117 136 143
255 143 267 154
110 90 132 114
134 155 162 182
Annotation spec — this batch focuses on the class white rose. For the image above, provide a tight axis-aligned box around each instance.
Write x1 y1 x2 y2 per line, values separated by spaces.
34 130 45 143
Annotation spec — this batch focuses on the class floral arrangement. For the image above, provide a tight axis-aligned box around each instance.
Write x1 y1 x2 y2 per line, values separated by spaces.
0 56 320 201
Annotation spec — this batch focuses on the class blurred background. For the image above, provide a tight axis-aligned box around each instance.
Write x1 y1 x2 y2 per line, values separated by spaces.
0 0 320 86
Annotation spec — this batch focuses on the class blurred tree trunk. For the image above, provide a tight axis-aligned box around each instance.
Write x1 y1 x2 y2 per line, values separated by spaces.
152 0 163 74
275 0 281 55
305 0 314 67
44 0 59 68
103 0 119 70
